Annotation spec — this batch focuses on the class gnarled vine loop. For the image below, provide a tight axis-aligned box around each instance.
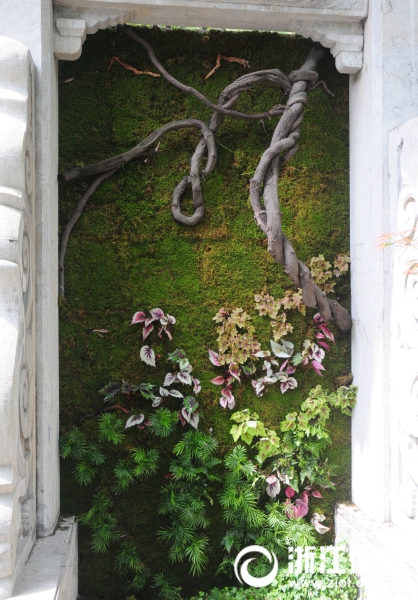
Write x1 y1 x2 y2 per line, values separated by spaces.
58 28 351 332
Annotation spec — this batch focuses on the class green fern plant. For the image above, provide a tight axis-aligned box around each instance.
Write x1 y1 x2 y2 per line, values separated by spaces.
79 492 119 553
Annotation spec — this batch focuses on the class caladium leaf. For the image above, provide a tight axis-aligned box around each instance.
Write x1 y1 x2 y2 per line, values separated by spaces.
192 378 201 394
152 397 162 408
183 396 198 413
163 373 177 387
160 387 170 397
285 486 296 498
150 308 165 320
164 328 173 341
318 341 330 351
294 499 309 518
253 350 271 358
311 360 325 376
168 349 186 361
219 397 228 408
271 339 294 358
221 387 234 401
266 475 281 498
179 358 190 371
208 349 222 366
167 314 176 324
99 382 122 402
211 376 226 385
181 407 200 430
168 389 184 398
143 323 154 340
140 345 156 367
131 311 146 325
177 409 186 426
318 324 334 342
145 317 155 327
125 414 144 429
311 489 323 499
310 512 330 534
228 364 241 382
177 371 192 385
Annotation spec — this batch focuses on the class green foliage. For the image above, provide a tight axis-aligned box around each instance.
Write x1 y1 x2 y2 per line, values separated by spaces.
189 553 359 599
115 540 150 591
79 492 119 553
98 413 125 445
60 427 105 485
212 307 261 365
230 385 358 491
152 573 183 600
132 447 160 477
158 431 220 576
148 408 179 437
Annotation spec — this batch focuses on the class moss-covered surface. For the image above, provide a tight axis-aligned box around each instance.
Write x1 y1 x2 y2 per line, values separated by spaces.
59 27 350 600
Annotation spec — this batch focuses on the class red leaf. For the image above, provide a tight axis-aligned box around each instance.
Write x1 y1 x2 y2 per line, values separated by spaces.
221 387 233 401
294 500 309 518
285 486 296 498
318 341 330 350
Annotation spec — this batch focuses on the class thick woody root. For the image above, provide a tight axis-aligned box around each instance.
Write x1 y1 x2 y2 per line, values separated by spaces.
249 45 351 331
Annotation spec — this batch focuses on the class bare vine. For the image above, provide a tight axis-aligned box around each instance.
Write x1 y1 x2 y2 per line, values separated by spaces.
58 27 351 331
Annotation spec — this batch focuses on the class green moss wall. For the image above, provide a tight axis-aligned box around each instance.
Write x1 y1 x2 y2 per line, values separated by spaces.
59 27 350 599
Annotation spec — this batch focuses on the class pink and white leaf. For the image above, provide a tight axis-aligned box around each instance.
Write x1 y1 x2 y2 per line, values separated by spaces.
221 387 234 402
192 378 201 394
228 364 241 382
131 311 146 325
177 371 192 385
167 314 176 324
266 475 281 498
163 372 177 387
219 396 228 408
318 324 334 342
208 349 222 366
311 360 325 376
150 308 165 320
140 345 156 367
227 398 236 410
125 414 145 429
143 323 154 340
311 490 323 499
145 317 155 327
318 341 330 351
160 387 170 397
211 376 226 386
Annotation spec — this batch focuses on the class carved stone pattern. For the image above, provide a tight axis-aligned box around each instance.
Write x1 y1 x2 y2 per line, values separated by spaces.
53 5 365 74
388 121 418 538
0 37 36 600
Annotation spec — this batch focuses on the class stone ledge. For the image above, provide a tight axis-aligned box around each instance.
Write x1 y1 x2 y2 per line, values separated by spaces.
335 503 418 600
11 517 77 600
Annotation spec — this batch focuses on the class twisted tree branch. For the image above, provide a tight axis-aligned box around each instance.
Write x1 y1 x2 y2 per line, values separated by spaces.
58 35 351 331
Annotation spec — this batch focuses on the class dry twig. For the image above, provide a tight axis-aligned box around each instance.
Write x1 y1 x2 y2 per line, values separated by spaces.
108 55 160 77
205 53 250 80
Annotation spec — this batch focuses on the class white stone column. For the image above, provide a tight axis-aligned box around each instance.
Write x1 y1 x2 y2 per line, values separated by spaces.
349 0 418 524
1 0 60 538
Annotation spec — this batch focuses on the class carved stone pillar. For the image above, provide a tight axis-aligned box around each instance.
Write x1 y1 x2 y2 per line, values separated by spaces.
389 117 418 540
0 37 36 600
